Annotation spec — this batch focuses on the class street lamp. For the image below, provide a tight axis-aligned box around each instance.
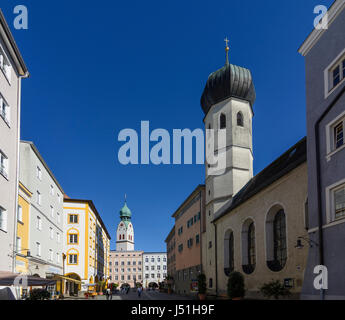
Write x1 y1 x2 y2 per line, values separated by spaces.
295 236 319 249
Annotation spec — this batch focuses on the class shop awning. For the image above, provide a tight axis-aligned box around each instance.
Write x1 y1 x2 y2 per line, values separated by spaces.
52 274 82 285
0 271 56 287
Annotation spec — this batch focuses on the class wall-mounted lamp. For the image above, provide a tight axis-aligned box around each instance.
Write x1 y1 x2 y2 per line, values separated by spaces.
295 236 319 249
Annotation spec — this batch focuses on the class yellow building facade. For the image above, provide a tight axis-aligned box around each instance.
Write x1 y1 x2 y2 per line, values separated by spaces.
15 182 32 274
63 199 111 295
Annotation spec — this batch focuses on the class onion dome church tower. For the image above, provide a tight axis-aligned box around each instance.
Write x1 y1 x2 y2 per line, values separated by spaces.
201 39 256 293
116 197 135 251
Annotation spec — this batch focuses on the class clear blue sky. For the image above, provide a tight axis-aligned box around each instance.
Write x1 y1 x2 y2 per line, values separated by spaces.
1 0 333 251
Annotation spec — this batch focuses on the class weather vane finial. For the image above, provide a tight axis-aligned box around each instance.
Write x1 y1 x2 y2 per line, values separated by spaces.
224 37 230 66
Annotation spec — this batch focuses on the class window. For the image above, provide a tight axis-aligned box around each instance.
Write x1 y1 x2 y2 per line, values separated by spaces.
57 193 61 204
0 95 10 125
242 219 256 274
50 227 54 239
224 230 234 276
0 207 7 231
151 266 155 270
36 216 42 231
178 244 183 253
17 205 23 223
208 241 212 249
36 191 41 205
36 167 42 180
237 112 244 127
57 212 61 223
334 184 345 220
50 185 54 195
273 210 287 269
220 113 226 129
187 238 193 248
151 258 155 262
56 253 60 263
69 254 78 264
57 232 61 243
209 278 213 288
49 249 53 261
0 47 12 81
36 242 41 256
151 274 155 279
68 231 78 244
16 237 22 252
50 206 54 218
0 151 8 179
248 223 256 268
69 214 78 224
326 50 345 95
334 122 344 149
196 234 200 244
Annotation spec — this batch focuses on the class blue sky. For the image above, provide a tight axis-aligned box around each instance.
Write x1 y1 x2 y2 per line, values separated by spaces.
2 0 333 251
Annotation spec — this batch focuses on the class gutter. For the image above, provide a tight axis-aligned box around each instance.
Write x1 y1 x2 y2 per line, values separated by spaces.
12 71 29 273
314 84 345 299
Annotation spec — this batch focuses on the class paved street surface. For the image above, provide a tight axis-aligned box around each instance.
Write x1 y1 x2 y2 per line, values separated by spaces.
92 290 195 301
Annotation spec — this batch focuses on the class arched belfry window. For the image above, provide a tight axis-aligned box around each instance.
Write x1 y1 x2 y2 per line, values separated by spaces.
266 206 287 272
237 112 244 127
224 230 234 276
242 219 256 274
220 113 226 129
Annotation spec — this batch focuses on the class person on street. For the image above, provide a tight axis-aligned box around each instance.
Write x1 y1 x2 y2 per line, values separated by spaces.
137 286 142 298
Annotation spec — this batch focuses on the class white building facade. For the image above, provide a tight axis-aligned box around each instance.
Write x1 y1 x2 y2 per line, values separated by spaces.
19 141 64 277
0 9 28 272
143 252 167 288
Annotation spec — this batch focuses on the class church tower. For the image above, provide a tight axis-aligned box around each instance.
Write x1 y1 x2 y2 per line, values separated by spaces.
200 39 256 293
116 199 135 251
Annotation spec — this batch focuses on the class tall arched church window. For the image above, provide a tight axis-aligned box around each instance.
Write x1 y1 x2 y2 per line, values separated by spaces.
266 206 287 272
242 219 256 274
220 113 226 129
273 210 287 269
237 112 244 127
248 223 256 268
224 230 234 276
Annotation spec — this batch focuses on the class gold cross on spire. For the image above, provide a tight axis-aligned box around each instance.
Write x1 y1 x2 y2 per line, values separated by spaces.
224 37 230 49
224 37 230 66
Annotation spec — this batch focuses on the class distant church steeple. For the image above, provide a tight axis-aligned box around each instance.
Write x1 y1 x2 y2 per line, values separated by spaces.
116 196 135 251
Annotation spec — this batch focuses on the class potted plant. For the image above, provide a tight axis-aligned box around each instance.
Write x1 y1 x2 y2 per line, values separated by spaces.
227 271 245 300
197 274 207 300
259 280 291 300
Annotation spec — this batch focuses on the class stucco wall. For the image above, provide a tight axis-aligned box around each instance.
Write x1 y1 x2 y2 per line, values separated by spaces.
214 163 308 298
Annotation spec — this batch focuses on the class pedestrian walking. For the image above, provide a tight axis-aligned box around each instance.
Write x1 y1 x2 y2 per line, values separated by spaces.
137 286 142 298
126 286 130 294
105 288 110 300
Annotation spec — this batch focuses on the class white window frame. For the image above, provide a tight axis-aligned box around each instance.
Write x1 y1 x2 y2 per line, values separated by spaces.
326 179 345 224
57 212 61 224
36 166 42 181
36 216 42 231
0 150 9 179
36 190 41 205
57 232 60 243
50 227 54 240
325 110 345 161
0 94 10 126
36 242 41 257
17 205 23 223
0 46 12 83
16 237 22 252
50 185 54 196
324 48 345 98
0 206 7 231
49 249 53 261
